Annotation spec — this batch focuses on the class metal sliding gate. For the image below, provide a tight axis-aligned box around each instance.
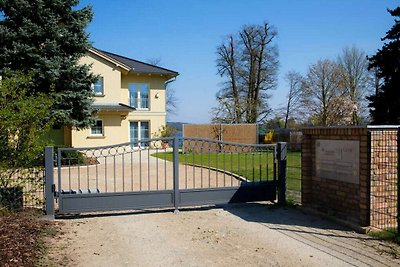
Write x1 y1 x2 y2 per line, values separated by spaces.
50 137 287 214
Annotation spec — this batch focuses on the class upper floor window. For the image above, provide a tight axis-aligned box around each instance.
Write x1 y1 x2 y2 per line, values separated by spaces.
90 120 103 135
129 83 149 109
93 77 104 96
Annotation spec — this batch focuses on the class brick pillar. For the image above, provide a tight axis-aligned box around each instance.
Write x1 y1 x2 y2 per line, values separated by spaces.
301 133 312 205
359 131 370 226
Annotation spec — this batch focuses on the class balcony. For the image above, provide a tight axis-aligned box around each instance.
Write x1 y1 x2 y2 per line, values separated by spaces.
129 97 149 110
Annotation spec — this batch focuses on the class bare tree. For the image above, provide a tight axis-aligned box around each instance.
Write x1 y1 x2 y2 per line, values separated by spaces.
166 86 178 116
337 46 371 125
146 57 162 66
147 57 178 117
302 59 352 126
283 71 303 128
211 96 236 124
215 36 242 123
213 22 279 123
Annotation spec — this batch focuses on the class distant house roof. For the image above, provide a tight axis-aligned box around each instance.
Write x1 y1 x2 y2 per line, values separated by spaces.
90 47 179 77
92 103 135 112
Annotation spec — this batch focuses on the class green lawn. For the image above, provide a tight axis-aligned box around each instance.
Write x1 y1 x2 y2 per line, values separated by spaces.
152 151 301 191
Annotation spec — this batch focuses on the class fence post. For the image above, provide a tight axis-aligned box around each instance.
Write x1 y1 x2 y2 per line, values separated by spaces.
277 142 287 205
367 131 371 227
397 128 400 236
44 146 54 217
173 136 180 212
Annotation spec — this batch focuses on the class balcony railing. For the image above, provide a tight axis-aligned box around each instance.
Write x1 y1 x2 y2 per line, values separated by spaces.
129 97 148 109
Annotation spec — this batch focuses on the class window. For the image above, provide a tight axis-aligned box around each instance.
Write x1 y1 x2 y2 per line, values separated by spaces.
93 77 104 96
129 83 149 109
130 121 149 147
91 120 103 135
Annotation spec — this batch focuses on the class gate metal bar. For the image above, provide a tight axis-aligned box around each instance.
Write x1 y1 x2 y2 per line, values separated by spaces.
48 137 286 215
44 146 54 216
277 142 287 204
173 136 180 211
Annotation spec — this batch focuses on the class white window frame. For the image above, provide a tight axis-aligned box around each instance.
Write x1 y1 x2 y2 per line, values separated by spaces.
129 83 150 110
90 119 104 136
92 76 104 96
129 120 150 148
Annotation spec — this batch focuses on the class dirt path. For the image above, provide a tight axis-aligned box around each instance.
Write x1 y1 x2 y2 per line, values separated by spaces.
50 203 400 267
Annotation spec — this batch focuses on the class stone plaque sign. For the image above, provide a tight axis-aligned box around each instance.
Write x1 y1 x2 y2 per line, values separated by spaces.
315 140 359 184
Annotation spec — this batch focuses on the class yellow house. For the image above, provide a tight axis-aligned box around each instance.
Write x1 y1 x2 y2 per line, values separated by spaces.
62 48 178 147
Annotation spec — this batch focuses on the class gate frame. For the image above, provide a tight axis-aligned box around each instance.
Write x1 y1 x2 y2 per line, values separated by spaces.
44 146 55 217
45 138 287 215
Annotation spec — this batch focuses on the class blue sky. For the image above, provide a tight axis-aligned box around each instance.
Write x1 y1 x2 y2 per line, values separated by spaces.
79 0 399 123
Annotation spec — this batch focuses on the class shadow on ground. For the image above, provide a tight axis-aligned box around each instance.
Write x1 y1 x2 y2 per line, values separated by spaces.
222 202 371 239
222 202 400 266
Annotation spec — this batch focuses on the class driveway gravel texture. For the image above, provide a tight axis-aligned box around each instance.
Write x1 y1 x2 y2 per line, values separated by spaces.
49 203 400 267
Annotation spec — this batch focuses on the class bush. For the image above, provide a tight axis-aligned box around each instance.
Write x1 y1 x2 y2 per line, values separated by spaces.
264 131 275 144
60 149 86 165
0 72 54 210
154 125 178 138
0 186 23 210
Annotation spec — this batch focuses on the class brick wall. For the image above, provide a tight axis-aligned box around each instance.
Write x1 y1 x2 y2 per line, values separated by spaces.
301 127 369 226
369 129 398 229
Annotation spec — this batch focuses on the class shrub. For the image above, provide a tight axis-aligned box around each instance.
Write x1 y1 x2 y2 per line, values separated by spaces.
264 131 275 144
0 72 54 209
60 149 86 165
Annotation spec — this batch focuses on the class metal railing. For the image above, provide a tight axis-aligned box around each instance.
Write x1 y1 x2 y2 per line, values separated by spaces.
129 97 149 109
0 167 45 211
44 138 287 215
181 137 277 188
56 138 174 194
54 138 277 194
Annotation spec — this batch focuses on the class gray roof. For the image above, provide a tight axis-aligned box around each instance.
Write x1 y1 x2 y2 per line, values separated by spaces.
95 48 179 77
92 103 135 112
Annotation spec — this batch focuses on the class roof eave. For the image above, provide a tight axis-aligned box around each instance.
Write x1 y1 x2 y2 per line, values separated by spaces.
129 71 179 78
92 103 135 113
89 48 132 72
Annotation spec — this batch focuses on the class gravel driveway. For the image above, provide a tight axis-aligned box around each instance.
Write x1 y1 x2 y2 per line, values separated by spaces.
49 203 400 267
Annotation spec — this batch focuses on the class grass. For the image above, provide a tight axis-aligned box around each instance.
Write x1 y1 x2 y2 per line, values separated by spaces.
369 228 400 244
152 150 302 191
287 151 302 192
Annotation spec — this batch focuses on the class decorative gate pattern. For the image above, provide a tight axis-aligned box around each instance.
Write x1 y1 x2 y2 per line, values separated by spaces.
46 137 287 214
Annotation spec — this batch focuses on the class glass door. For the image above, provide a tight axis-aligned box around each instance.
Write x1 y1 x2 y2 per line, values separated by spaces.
140 122 149 147
130 121 149 147
129 121 139 146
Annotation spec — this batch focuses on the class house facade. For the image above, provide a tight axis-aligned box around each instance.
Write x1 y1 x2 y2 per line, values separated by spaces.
62 48 178 147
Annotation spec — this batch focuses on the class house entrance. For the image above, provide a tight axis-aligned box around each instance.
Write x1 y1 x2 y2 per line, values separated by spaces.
129 121 149 147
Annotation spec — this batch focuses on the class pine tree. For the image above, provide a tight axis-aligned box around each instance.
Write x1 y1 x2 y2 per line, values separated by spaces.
367 7 400 124
0 0 96 128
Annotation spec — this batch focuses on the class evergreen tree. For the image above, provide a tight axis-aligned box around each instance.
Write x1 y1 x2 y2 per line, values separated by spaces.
0 0 96 128
367 7 400 124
